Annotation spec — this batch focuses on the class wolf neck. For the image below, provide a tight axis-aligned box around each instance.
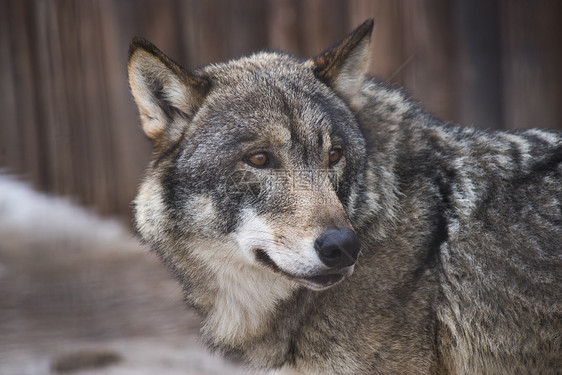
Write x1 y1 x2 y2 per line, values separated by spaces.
196 251 297 349
346 81 417 236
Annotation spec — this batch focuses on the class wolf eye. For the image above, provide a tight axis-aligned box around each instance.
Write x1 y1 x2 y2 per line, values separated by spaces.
246 152 268 168
328 147 342 165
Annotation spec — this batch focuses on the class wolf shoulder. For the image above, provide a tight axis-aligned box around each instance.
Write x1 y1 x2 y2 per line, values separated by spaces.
357 76 562 302
395 105 562 373
356 78 562 238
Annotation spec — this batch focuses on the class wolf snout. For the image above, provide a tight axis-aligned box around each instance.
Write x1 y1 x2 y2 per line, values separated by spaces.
314 228 360 269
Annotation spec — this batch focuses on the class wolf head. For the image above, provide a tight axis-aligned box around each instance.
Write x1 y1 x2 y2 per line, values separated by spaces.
128 21 373 298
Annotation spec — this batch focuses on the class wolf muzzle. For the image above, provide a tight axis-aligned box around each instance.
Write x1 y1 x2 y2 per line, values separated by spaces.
314 228 360 269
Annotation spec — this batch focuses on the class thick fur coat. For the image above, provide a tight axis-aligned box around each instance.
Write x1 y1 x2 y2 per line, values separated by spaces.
128 20 562 374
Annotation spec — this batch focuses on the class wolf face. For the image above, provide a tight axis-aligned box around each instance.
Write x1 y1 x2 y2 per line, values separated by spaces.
129 23 373 300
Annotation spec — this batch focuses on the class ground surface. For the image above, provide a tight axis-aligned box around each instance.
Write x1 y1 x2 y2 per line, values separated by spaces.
0 175 259 375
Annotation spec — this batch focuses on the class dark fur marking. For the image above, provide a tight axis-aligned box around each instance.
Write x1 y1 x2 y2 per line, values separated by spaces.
508 141 523 171
525 147 562 178
161 156 190 222
522 131 555 149
401 133 453 281
153 128 187 169
426 175 451 265
504 146 562 188
411 173 452 284
286 338 298 366
317 128 325 150
150 81 190 122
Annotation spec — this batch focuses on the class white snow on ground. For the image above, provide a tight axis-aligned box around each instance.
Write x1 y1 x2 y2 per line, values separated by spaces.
0 175 127 245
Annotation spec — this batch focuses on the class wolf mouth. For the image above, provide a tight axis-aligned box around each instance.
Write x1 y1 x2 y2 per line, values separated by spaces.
254 248 347 288
301 273 345 286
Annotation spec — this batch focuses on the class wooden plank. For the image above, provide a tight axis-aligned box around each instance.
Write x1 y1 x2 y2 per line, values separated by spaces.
0 1 22 173
225 0 268 58
267 0 302 54
298 0 349 57
453 0 503 129
401 0 460 123
4 0 48 190
348 0 406 83
501 0 562 130
99 0 153 219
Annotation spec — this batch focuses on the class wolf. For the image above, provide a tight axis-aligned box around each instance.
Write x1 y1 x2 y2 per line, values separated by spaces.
127 20 561 374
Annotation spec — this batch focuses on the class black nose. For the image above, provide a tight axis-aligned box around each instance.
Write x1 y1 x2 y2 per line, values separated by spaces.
314 228 361 269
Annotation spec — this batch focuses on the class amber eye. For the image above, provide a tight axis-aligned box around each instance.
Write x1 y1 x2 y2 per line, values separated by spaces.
246 152 268 167
328 147 342 165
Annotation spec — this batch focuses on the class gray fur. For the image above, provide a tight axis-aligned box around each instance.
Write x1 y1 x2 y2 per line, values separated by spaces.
128 20 561 374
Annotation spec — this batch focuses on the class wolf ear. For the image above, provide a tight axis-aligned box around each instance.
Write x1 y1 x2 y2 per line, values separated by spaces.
310 19 374 110
128 38 210 149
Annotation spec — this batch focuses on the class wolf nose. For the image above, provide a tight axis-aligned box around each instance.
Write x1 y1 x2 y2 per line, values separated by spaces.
314 228 361 269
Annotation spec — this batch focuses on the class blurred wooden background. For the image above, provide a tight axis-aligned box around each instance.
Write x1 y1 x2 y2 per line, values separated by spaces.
1 0 561 221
